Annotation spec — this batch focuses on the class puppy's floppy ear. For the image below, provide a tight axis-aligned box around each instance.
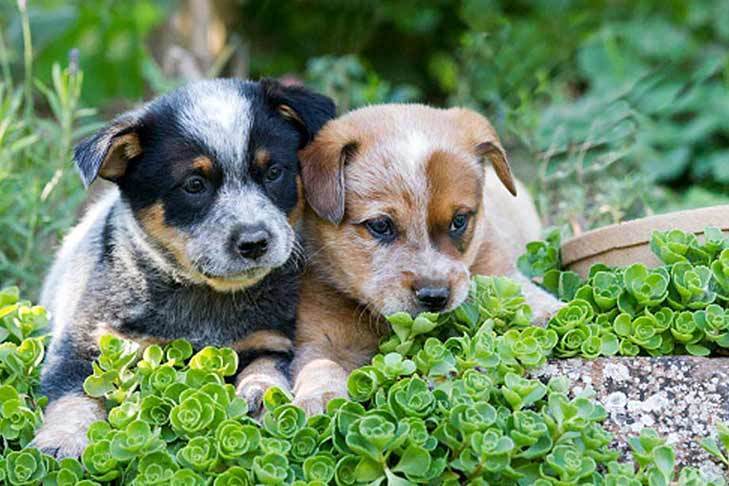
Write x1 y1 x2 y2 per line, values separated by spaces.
298 123 356 225
261 78 337 147
74 110 143 187
449 107 517 196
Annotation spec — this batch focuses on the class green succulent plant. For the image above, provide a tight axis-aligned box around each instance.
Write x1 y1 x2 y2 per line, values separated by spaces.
517 239 560 278
521 227 729 360
650 229 700 264
620 263 670 313
668 262 716 309
3 225 729 486
713 249 729 301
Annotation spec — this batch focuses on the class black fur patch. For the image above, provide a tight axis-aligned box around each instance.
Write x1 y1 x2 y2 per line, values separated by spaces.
40 334 94 402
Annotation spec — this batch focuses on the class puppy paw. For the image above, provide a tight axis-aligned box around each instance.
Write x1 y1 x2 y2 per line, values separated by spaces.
32 394 104 459
237 378 287 419
532 296 565 326
235 357 291 420
293 387 347 416
32 425 88 459
293 359 349 416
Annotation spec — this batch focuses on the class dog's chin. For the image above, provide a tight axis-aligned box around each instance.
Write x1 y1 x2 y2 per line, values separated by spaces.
376 293 469 318
377 300 428 318
199 267 272 293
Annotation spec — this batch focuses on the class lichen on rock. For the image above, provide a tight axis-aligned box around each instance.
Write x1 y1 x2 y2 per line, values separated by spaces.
533 356 729 480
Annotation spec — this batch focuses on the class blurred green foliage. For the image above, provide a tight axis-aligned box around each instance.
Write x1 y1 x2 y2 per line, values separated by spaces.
0 55 97 296
1 0 170 106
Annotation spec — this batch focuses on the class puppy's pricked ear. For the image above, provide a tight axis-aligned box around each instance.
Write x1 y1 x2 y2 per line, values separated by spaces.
449 108 517 196
261 78 337 147
74 111 143 187
298 124 356 225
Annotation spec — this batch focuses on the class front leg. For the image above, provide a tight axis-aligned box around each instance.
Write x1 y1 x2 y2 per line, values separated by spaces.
236 355 291 419
291 279 381 416
291 351 350 416
232 329 295 418
33 336 105 459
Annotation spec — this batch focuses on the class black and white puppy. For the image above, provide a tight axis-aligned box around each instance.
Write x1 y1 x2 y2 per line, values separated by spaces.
34 79 335 458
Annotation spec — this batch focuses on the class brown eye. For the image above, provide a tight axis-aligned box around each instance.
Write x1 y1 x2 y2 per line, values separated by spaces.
265 164 283 183
364 217 396 243
449 213 470 236
182 175 206 194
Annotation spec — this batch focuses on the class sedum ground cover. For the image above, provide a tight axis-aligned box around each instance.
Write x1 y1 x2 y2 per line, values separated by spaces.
1 228 729 484
519 228 729 359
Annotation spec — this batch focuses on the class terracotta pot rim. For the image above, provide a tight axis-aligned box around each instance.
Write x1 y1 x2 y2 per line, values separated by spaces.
561 204 729 267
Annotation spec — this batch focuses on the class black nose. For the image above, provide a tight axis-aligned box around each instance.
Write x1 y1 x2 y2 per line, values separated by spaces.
415 286 450 311
236 229 270 260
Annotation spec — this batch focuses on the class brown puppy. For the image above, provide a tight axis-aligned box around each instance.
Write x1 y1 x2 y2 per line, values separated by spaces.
291 104 562 415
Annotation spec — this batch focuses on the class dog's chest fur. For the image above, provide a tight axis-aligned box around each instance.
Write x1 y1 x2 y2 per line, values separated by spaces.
97 269 297 348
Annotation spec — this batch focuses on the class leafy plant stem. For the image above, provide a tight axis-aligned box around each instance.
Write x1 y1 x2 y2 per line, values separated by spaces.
18 0 33 121
0 26 12 87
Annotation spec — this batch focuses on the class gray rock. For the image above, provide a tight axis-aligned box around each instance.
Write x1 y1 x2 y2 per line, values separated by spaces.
532 357 729 479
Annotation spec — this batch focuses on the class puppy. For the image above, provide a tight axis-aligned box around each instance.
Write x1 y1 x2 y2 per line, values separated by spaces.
34 79 335 458
292 104 561 415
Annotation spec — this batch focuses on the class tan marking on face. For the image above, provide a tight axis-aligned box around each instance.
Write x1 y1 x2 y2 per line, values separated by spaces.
425 149 483 257
231 329 293 354
137 203 261 292
191 155 214 177
137 203 193 270
302 205 374 305
204 269 271 293
254 148 270 169
288 176 305 226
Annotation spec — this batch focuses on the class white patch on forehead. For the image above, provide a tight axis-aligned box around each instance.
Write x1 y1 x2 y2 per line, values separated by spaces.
395 131 430 173
179 81 253 163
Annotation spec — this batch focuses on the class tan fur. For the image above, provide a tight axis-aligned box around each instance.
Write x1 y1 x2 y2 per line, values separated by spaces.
137 202 269 292
32 394 105 459
235 356 291 418
230 330 294 417
138 203 193 270
231 329 293 354
191 155 215 177
292 357 349 417
203 271 270 292
425 149 482 256
288 176 305 226
277 104 305 126
292 104 562 414
299 125 354 224
98 133 142 181
253 148 270 169
446 108 515 195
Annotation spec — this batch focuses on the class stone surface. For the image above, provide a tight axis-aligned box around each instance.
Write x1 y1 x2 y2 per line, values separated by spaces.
532 356 729 479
